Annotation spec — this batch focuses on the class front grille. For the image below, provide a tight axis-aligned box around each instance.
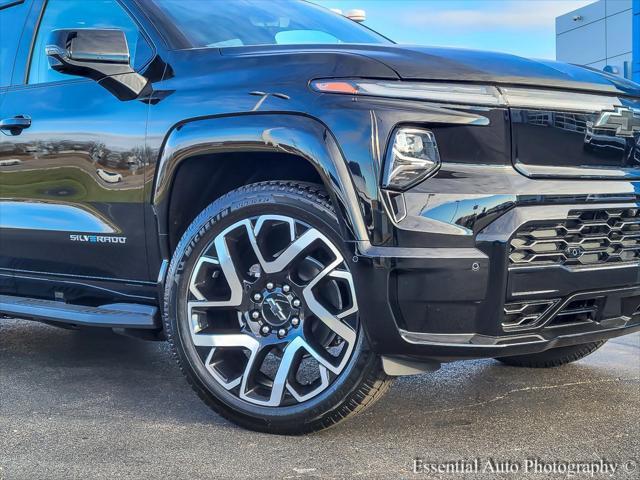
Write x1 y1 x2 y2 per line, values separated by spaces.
510 208 640 266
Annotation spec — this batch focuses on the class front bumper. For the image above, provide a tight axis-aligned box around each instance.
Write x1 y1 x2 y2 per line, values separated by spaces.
317 92 640 361
354 185 640 362
397 287 640 361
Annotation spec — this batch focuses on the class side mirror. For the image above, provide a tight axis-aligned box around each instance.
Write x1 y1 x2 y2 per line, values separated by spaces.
46 28 130 75
46 28 149 100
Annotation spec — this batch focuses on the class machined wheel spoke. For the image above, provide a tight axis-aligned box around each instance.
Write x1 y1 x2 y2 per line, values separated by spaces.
253 215 296 241
211 222 247 304
248 216 320 274
299 337 343 374
328 270 359 319
303 262 357 346
198 334 260 392
189 256 220 301
205 347 243 391
286 364 330 403
191 332 260 350
187 225 245 309
240 337 305 406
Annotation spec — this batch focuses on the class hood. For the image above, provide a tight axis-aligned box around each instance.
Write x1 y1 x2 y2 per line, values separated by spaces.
220 44 640 97
351 45 640 97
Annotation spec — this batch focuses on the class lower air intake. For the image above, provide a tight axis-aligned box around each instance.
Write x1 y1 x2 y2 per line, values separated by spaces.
503 300 559 331
546 298 600 329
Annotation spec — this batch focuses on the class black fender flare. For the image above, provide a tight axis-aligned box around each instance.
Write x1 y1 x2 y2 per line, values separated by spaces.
152 113 369 258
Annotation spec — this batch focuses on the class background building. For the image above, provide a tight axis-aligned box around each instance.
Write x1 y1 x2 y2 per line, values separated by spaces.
556 0 639 81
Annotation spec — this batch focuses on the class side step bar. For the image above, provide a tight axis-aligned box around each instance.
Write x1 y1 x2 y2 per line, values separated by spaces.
0 295 159 329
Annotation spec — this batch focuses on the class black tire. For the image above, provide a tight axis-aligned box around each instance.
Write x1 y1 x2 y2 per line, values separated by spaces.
495 341 607 368
163 181 392 434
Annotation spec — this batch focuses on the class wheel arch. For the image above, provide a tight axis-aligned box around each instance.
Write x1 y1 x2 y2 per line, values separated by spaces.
152 113 369 260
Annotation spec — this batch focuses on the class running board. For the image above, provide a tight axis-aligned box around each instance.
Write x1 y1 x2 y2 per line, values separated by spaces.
0 295 159 329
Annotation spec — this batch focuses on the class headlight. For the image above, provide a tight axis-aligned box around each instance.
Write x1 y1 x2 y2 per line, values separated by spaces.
382 128 440 190
311 79 622 112
311 79 503 106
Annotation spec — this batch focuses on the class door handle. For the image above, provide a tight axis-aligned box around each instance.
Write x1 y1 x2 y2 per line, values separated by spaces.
0 115 32 135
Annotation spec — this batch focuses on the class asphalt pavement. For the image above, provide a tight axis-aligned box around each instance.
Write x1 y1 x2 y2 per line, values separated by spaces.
0 318 638 479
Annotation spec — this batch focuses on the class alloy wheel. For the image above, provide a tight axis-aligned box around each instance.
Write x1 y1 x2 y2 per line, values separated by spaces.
185 214 359 407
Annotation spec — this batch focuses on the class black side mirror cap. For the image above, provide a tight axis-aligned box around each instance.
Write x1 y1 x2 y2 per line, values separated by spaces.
46 28 150 101
47 29 131 75
69 28 130 64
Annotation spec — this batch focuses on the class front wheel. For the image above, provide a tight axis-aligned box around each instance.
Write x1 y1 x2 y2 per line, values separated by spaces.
164 181 391 434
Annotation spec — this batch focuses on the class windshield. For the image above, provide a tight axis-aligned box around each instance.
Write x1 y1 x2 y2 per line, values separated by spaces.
144 0 390 49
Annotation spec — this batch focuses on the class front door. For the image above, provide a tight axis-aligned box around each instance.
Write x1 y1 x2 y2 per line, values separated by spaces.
0 0 33 294
0 0 153 291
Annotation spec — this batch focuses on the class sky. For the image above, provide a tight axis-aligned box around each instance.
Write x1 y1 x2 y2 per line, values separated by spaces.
313 0 596 59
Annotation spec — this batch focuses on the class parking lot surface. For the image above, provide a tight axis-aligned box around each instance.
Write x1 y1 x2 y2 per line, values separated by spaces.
0 319 638 479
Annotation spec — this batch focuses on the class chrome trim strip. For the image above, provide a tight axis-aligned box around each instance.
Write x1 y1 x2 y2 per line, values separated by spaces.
398 329 546 347
313 79 631 112
359 245 488 260
2 272 155 301
511 289 560 297
0 267 156 286
509 261 640 274
536 285 640 330
398 323 640 348
478 202 640 243
500 87 623 113
514 162 640 179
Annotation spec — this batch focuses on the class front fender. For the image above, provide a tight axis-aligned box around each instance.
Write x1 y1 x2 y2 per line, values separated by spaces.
152 113 369 256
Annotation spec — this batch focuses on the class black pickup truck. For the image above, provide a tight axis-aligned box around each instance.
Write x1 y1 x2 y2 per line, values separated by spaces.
1 0 639 434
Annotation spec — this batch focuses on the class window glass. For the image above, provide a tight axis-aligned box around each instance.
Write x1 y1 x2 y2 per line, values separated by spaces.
275 30 340 45
0 0 29 87
28 0 149 85
147 0 389 49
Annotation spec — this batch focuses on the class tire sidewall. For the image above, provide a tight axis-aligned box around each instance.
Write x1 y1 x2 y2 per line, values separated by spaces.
164 183 376 430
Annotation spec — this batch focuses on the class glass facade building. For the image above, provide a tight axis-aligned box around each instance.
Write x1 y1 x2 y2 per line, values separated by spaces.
556 0 639 81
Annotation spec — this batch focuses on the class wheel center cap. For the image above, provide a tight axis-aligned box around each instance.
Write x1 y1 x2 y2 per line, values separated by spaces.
261 292 292 327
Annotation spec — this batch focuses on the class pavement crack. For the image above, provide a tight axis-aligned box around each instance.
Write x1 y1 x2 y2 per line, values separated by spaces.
419 377 640 414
